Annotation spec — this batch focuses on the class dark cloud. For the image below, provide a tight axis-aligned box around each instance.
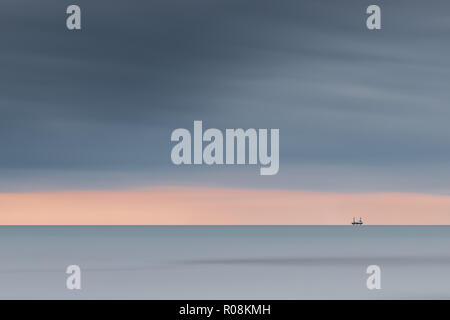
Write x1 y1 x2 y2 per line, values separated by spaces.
0 0 449 191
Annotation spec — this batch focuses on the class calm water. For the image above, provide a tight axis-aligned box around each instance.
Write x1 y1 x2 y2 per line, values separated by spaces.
0 226 449 299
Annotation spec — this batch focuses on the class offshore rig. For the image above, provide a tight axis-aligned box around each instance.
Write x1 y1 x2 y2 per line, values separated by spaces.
351 217 363 225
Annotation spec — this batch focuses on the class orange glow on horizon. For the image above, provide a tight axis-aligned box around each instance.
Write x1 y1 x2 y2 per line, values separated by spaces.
0 187 449 225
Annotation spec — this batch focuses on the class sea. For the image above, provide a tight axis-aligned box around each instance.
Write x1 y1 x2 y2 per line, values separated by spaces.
0 226 449 299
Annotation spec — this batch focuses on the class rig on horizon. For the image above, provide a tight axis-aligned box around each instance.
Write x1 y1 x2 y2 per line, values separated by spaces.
352 217 363 225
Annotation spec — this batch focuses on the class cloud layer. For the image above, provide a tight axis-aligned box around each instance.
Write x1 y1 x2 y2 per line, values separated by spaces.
1 187 450 224
0 0 449 193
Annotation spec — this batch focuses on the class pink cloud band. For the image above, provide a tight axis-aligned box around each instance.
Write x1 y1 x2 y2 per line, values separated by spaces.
0 187 449 225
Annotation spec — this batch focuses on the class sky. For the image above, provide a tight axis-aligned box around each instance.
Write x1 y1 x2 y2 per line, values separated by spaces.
2 187 450 225
1 0 450 224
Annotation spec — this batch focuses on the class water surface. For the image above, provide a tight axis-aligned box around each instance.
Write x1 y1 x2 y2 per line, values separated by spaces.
0 226 448 299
